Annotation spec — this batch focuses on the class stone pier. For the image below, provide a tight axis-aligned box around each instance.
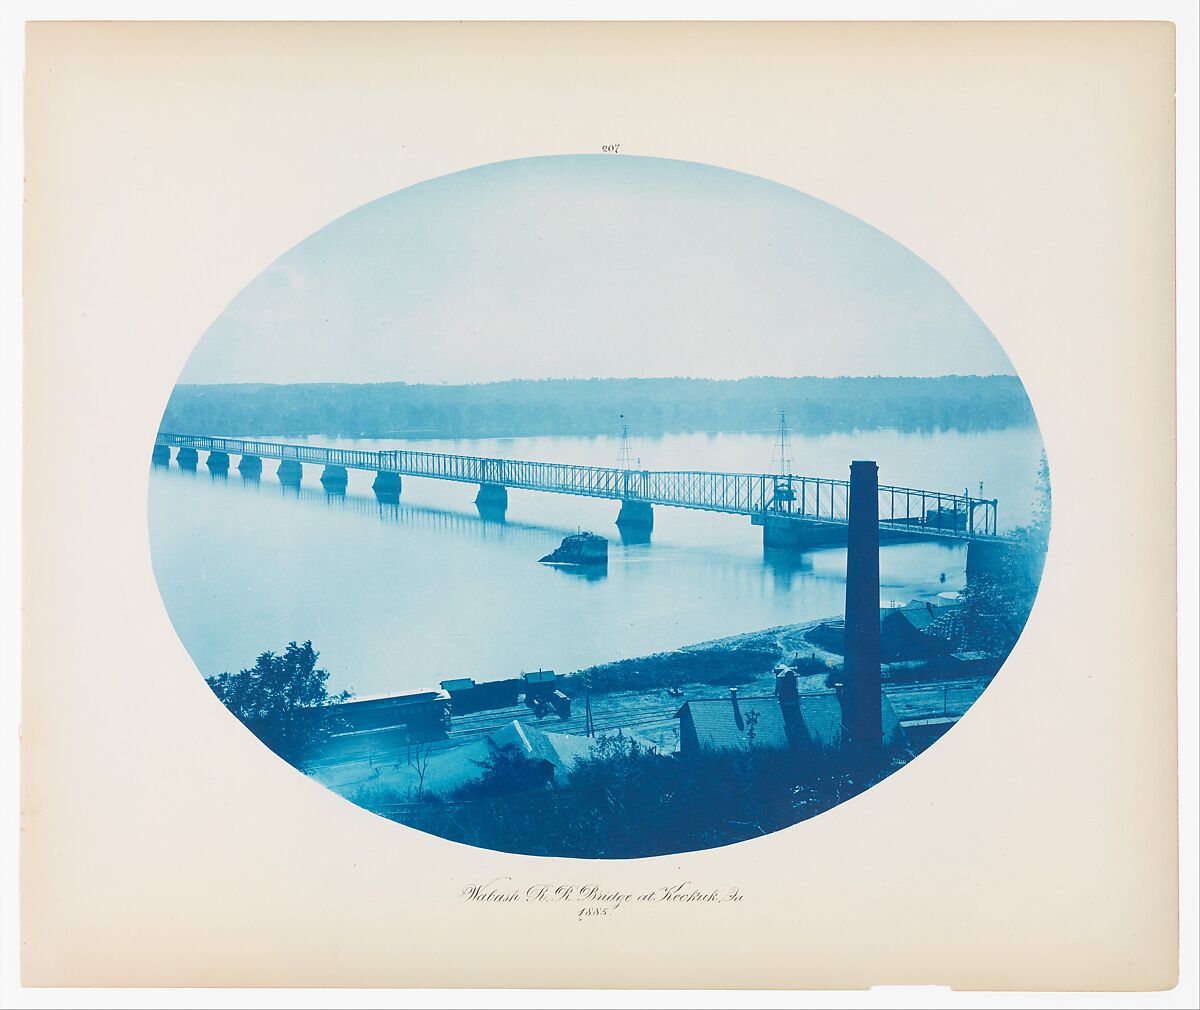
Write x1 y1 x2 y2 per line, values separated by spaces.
276 460 303 484
176 447 198 470
616 500 653 529
966 537 1012 580
320 464 348 489
206 451 230 474
757 514 849 552
151 443 170 466
475 483 508 509
237 454 263 475
373 471 402 496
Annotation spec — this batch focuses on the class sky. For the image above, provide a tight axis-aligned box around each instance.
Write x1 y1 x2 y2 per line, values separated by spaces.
179 155 1017 385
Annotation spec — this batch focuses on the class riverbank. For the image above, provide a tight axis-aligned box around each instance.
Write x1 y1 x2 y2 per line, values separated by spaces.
312 611 994 800
561 618 840 698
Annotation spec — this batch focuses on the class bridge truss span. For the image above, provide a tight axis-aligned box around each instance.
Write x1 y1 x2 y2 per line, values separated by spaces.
156 433 999 540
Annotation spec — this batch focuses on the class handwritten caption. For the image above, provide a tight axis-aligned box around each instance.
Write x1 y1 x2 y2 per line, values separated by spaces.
461 878 743 919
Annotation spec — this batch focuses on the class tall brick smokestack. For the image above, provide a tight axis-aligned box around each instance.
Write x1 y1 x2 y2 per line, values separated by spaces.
844 460 883 752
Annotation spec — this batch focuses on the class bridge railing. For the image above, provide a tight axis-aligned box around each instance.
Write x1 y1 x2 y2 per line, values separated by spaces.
156 433 998 538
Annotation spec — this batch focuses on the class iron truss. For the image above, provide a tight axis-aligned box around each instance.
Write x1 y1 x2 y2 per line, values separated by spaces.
157 433 999 539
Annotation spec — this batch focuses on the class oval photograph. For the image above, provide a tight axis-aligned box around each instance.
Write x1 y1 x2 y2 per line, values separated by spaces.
149 155 1050 858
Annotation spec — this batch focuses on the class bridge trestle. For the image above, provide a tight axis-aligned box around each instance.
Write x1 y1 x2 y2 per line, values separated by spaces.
152 433 999 546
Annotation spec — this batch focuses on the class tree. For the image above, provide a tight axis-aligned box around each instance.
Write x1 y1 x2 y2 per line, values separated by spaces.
405 738 436 801
206 641 351 765
456 740 552 798
939 452 1052 658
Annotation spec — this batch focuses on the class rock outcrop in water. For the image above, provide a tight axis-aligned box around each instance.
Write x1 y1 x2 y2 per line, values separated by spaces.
539 531 608 566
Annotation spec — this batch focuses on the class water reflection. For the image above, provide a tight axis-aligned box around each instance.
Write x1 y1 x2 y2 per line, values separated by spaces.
475 503 508 524
546 563 608 583
763 548 814 591
182 462 562 547
149 428 1034 695
617 524 652 546
374 490 401 507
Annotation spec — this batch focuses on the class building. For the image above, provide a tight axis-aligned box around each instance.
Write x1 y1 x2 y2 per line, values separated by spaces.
674 670 905 758
880 601 958 660
675 688 791 754
809 599 962 662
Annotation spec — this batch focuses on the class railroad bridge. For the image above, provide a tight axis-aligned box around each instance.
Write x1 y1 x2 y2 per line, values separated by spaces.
152 433 1006 568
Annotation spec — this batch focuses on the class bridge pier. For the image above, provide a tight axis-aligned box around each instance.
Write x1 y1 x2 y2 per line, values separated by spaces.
276 460 303 485
320 464 348 490
475 483 508 509
755 514 848 552
237 454 263 476
761 515 805 551
373 471 402 495
616 500 653 529
475 483 508 522
966 538 1008 579
965 536 1037 585
149 437 999 565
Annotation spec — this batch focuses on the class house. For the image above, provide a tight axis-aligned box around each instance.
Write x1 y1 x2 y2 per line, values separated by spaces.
674 671 905 758
808 599 961 661
675 688 791 755
880 601 959 661
807 619 846 653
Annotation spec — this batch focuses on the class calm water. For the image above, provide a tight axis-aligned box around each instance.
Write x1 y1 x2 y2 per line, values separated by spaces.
148 427 1045 696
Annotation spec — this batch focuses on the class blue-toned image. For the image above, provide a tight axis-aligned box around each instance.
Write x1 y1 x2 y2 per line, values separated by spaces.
149 155 1050 858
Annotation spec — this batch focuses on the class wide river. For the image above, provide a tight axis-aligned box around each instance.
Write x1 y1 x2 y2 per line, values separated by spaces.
148 426 1045 696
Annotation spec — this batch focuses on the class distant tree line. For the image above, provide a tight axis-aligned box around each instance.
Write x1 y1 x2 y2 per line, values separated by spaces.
161 375 1036 439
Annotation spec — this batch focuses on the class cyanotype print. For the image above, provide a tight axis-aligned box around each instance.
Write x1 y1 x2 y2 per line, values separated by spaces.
149 155 1049 858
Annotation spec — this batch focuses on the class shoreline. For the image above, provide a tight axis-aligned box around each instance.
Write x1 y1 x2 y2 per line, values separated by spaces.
561 617 840 698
